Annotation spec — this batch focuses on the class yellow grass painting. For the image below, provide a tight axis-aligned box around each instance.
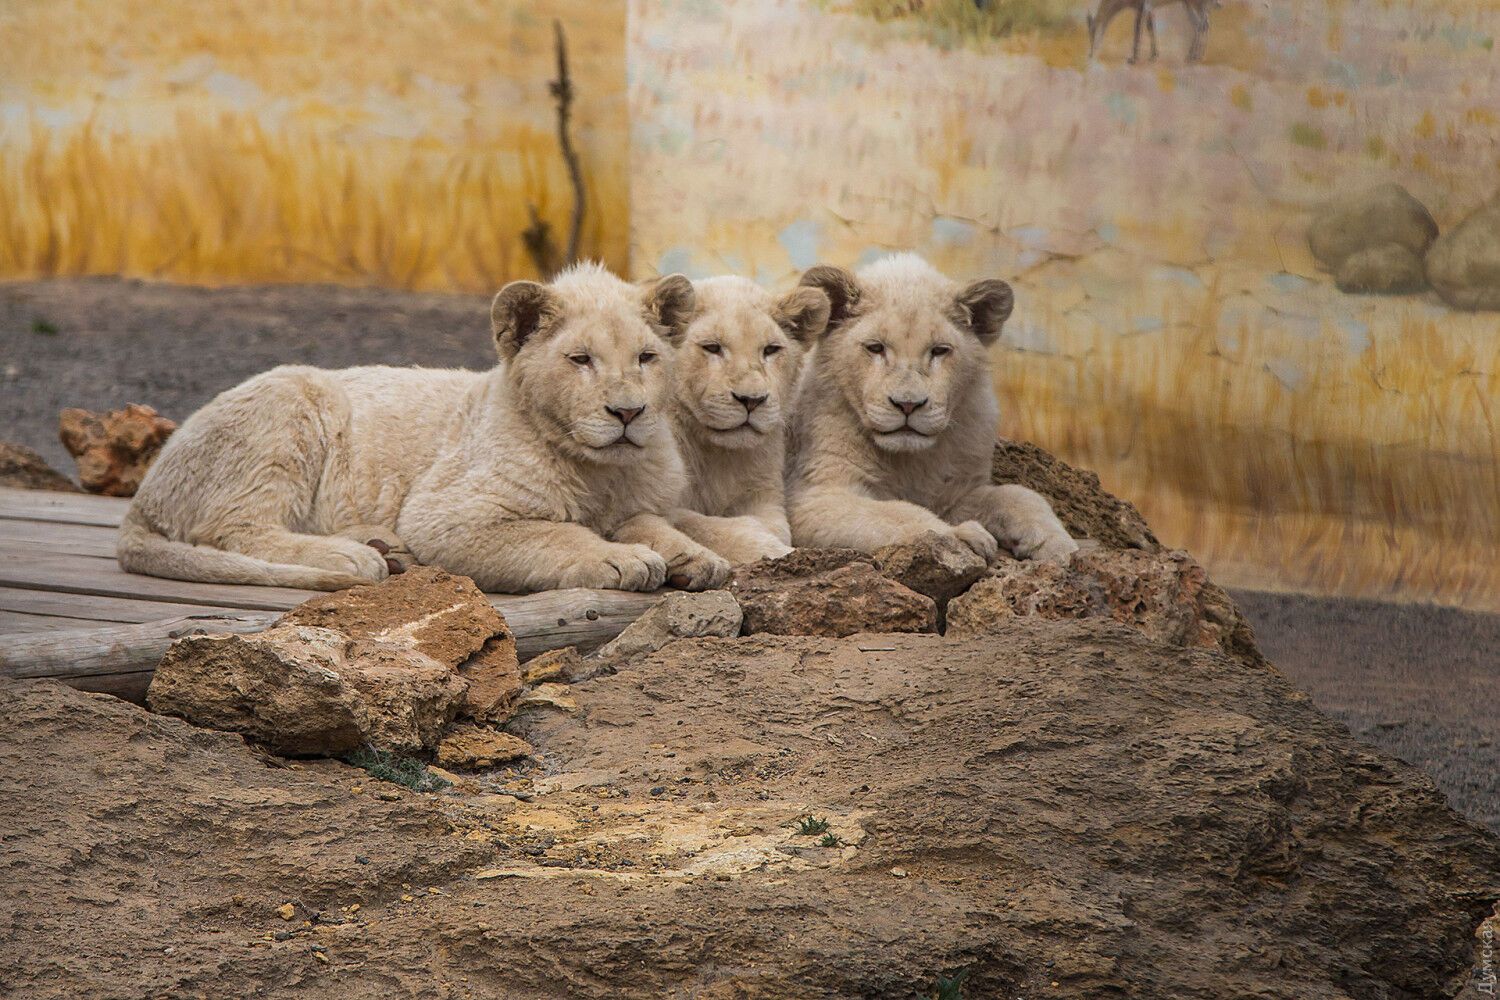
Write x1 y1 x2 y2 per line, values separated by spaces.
0 0 628 290
630 0 1500 610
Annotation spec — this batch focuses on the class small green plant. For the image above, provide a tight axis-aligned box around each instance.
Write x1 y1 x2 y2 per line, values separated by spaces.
796 815 830 836
31 317 58 335
932 968 969 1000
818 833 842 848
345 747 450 792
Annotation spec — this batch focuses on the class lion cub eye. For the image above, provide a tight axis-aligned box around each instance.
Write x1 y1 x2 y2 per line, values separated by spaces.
762 344 783 358
567 353 593 367
700 342 723 356
638 350 658 365
864 342 886 356
930 344 953 358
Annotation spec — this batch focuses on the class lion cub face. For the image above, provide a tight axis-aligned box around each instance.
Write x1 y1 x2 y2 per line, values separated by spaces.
492 264 695 464
672 277 830 449
800 255 1013 454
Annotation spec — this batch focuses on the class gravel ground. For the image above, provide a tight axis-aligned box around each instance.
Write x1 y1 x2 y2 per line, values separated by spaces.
3 276 1495 832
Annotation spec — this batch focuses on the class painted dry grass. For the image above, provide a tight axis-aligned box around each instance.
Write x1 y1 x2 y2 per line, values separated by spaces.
998 269 1500 610
0 114 625 290
822 0 1073 41
0 0 629 289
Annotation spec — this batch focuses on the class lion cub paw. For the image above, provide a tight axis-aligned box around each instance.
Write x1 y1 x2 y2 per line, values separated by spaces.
666 548 732 591
951 520 1000 563
565 544 669 592
1008 524 1079 565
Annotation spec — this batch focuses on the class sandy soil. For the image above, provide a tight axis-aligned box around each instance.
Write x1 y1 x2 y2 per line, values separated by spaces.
2 276 1494 833
2 621 1495 998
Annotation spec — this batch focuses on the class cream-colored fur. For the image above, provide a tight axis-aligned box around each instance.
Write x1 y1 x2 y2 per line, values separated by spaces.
119 264 731 593
666 277 830 564
788 253 1078 564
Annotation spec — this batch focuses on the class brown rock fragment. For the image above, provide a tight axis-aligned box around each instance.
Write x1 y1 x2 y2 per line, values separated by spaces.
58 403 176 496
729 550 936 637
435 728 533 770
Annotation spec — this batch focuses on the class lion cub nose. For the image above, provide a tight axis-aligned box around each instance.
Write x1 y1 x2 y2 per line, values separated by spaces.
890 396 928 416
607 404 645 426
733 392 768 413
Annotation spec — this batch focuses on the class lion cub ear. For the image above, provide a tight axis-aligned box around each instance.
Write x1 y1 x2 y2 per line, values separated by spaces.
953 278 1014 346
643 274 697 344
491 281 560 360
798 265 861 330
772 286 831 343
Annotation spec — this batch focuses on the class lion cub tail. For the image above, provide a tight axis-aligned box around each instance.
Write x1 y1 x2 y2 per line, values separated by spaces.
116 508 365 592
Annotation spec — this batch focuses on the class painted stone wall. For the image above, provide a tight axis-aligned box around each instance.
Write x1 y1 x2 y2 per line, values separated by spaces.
630 0 1500 609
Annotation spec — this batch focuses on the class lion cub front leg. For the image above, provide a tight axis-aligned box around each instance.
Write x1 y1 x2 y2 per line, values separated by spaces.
612 513 732 590
948 484 1078 564
670 509 793 565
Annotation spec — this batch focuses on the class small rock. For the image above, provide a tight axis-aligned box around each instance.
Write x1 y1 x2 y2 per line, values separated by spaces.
890 867 908 878
1307 182 1438 270
1334 242 1428 294
873 531 987 607
1425 194 1500 310
435 728 533 770
273 930 292 942
729 550 936 638
277 903 296 921
515 683 577 713
57 403 176 496
0 441 79 492
521 647 582 686
596 590 743 660
374 789 401 802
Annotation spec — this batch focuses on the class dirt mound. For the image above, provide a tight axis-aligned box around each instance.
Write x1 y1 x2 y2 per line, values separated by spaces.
4 615 1495 998
991 440 1159 551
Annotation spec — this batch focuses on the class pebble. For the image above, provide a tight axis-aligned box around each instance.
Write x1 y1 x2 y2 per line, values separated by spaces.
276 903 296 921
889 867 908 878
375 789 401 802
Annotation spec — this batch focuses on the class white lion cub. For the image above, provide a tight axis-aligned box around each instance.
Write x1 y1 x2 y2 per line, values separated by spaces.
788 253 1078 564
119 263 731 593
666 276 830 563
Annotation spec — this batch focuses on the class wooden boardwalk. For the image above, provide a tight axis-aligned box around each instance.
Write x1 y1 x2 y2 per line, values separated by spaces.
0 486 659 699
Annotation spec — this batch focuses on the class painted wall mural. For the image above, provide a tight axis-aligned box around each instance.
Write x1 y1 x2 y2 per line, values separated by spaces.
0 0 628 290
630 0 1500 610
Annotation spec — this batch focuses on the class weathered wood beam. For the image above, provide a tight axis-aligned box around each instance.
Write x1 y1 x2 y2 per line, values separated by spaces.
0 588 662 704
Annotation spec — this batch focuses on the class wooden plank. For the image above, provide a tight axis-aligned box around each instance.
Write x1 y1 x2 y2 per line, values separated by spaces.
0 518 119 558
0 611 87 634
0 587 256 625
0 486 127 527
492 588 660 659
0 544 319 612
0 613 282 703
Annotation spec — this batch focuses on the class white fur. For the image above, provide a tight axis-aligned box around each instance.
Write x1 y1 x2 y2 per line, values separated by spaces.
119 264 731 593
787 253 1078 564
666 277 829 564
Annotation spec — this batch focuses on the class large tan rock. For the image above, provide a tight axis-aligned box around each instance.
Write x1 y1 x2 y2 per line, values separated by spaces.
729 549 937 637
946 548 1262 663
58 403 176 496
1426 195 1500 311
873 530 987 608
279 566 521 722
0 441 79 492
148 624 468 755
1307 182 1438 270
148 567 519 753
